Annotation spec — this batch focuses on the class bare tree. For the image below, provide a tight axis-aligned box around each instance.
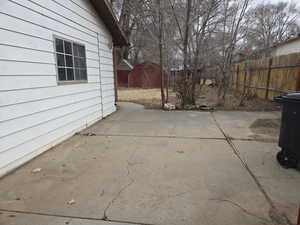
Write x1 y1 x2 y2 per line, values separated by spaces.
157 0 166 108
244 1 299 57
217 0 250 104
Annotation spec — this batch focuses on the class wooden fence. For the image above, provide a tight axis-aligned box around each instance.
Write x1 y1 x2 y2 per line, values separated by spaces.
230 53 300 100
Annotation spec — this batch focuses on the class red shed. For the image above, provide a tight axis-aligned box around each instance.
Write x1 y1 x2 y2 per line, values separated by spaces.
129 62 164 88
117 59 133 87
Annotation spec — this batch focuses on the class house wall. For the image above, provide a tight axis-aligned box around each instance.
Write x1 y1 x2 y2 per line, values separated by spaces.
0 0 116 177
272 39 300 56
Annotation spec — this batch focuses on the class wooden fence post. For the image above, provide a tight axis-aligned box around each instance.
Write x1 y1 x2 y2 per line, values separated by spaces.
236 65 240 91
265 58 273 100
230 66 234 88
248 65 253 95
243 62 248 95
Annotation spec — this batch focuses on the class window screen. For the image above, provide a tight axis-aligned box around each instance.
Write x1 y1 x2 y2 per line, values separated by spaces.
55 38 87 82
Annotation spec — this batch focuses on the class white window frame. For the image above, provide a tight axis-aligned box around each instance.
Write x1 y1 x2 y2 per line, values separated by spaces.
53 35 88 85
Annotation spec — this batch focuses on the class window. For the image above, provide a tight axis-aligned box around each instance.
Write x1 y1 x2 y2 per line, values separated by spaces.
54 37 87 83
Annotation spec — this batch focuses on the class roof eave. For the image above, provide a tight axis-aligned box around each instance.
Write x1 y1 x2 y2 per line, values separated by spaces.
272 36 300 49
89 0 129 47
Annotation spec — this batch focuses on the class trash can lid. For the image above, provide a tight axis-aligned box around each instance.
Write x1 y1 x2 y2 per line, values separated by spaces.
282 92 300 101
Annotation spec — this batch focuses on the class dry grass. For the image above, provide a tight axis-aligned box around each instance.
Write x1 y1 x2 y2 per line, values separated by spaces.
118 86 280 111
197 86 280 111
118 88 177 109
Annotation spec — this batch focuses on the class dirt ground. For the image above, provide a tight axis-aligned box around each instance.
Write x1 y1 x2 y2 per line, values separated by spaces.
118 86 280 111
250 118 281 137
118 88 177 109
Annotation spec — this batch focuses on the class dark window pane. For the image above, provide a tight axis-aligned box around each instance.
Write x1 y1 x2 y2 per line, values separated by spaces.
73 43 85 57
73 44 80 57
57 54 65 66
74 57 80 68
58 68 66 81
78 45 85 57
64 41 72 55
67 68 74 80
66 55 73 67
75 68 81 80
80 58 86 68
55 39 64 53
80 69 87 80
74 57 86 68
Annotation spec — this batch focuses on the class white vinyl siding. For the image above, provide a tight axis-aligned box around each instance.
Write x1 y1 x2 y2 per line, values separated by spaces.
271 39 300 57
0 0 116 176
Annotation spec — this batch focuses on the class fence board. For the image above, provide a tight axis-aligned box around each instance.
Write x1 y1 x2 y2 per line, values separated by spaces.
230 52 300 100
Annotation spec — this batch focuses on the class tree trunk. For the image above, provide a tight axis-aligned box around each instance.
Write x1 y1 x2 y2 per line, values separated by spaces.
158 0 165 108
119 0 132 60
166 72 169 103
181 0 192 108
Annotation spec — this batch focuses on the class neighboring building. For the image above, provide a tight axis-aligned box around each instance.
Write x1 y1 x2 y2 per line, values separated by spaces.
0 0 128 177
117 59 133 87
271 35 300 57
128 62 164 88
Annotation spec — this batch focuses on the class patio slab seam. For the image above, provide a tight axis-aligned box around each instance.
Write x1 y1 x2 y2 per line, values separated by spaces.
75 133 277 143
210 112 292 225
0 209 151 225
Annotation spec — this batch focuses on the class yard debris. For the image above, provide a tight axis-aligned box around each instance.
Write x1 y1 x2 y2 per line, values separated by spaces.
183 104 214 111
164 103 176 111
67 199 76 205
184 105 198 110
75 132 96 136
199 104 214 111
31 168 42 173
82 132 96 136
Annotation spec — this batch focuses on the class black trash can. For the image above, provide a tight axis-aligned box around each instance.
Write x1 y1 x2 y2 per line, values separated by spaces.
275 92 300 169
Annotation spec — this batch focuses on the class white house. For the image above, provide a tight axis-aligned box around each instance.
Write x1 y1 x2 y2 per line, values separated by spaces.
271 36 300 57
0 0 128 177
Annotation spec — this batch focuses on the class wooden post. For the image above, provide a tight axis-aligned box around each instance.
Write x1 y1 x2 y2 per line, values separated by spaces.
230 66 234 88
236 65 240 91
247 64 253 95
265 58 273 100
243 62 248 95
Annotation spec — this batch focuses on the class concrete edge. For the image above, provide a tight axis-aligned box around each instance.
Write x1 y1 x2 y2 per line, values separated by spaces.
0 116 104 179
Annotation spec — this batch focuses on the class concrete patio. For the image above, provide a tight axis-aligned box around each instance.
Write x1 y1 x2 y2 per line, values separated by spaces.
0 102 299 225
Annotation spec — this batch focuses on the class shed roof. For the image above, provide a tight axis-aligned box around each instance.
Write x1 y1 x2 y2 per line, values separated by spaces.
117 59 133 70
89 0 129 46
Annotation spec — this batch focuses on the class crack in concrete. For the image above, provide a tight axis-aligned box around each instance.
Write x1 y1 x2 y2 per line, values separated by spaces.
0 209 149 225
210 198 272 223
0 209 104 221
77 132 226 140
76 132 276 143
210 112 292 225
103 149 137 221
